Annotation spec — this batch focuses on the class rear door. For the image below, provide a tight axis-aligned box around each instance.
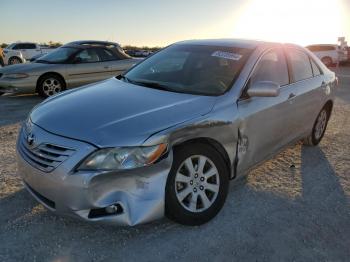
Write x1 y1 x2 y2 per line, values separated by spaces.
97 48 128 76
236 47 296 173
15 43 37 60
66 48 109 87
24 43 39 59
285 48 325 136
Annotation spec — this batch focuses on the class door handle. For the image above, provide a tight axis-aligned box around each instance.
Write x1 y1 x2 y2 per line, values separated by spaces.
104 66 110 69
288 93 296 99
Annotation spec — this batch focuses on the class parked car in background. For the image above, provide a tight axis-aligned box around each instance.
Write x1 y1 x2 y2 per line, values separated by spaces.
0 47 4 67
3 42 55 65
125 50 137 57
306 44 347 66
135 50 153 57
17 39 337 226
0 42 140 97
346 46 350 63
126 49 154 57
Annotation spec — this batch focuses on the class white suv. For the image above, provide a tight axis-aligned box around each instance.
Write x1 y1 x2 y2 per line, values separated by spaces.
3 42 54 65
306 44 347 66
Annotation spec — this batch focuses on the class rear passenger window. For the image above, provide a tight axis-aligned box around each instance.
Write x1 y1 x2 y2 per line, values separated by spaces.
310 59 321 76
287 49 313 82
99 48 119 61
251 49 289 87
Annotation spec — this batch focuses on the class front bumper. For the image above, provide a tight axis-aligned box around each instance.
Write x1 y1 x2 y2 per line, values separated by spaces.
0 76 37 94
16 124 173 226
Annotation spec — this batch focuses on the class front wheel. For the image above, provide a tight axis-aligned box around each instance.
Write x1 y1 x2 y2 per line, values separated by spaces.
38 74 65 98
303 106 330 146
165 143 229 225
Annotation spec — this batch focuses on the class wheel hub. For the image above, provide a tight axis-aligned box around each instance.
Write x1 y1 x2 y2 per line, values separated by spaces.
42 78 62 96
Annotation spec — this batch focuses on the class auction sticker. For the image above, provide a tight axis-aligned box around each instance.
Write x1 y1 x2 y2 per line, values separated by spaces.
211 51 242 61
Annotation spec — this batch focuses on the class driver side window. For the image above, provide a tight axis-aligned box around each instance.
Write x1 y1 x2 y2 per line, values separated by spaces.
75 48 101 63
251 49 289 87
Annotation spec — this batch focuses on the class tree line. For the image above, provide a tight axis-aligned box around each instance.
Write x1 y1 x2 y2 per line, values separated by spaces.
1 42 162 51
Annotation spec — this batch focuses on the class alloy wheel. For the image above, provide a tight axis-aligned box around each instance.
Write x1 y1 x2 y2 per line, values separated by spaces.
314 109 328 140
42 78 62 97
175 155 220 213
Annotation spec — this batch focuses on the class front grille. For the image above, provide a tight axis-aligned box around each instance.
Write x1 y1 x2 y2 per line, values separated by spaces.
19 133 75 172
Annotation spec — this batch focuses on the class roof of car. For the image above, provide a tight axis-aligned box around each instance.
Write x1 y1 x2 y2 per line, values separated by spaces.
175 39 276 49
306 44 338 47
176 39 304 50
66 40 121 46
62 44 121 50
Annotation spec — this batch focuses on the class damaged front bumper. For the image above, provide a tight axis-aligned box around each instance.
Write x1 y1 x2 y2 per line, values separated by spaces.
16 124 173 226
0 76 37 94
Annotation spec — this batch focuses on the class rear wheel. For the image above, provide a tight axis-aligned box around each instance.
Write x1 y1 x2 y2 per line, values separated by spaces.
8 57 22 65
303 106 331 146
165 143 229 225
38 74 65 98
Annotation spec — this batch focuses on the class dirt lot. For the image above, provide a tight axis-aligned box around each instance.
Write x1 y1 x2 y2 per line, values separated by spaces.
0 67 349 262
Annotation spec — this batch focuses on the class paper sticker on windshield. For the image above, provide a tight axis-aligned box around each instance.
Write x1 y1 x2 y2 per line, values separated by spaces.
211 51 242 61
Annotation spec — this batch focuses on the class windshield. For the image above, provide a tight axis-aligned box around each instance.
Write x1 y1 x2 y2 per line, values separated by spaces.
6 43 16 49
124 44 252 96
36 47 78 63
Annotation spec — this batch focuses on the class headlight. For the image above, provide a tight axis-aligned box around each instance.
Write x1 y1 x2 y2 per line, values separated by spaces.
77 144 167 171
4 73 29 79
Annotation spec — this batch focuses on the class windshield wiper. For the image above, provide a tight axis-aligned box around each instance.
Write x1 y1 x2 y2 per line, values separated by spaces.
131 80 173 92
117 75 173 92
35 60 50 64
117 74 131 82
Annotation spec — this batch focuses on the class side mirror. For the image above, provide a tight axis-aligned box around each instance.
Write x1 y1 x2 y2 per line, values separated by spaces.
247 81 280 97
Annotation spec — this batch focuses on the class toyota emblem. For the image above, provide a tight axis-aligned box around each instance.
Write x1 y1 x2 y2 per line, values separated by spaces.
27 133 36 147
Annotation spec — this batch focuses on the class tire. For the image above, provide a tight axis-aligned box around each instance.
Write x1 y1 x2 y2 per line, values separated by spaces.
165 143 229 225
321 57 333 67
303 106 331 146
37 74 65 98
8 57 22 65
0 92 4 96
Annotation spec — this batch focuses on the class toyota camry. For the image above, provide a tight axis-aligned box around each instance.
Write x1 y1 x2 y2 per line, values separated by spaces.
17 39 336 226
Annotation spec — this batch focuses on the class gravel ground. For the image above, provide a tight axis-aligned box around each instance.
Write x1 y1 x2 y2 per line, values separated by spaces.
0 67 349 262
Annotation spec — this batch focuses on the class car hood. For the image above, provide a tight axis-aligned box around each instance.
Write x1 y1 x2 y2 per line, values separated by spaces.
0 62 58 74
30 78 217 147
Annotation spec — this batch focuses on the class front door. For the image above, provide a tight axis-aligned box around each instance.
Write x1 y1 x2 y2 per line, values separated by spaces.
236 47 295 174
66 48 109 87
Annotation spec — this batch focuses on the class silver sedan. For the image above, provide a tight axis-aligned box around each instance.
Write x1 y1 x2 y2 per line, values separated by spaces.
17 39 337 226
0 43 140 97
